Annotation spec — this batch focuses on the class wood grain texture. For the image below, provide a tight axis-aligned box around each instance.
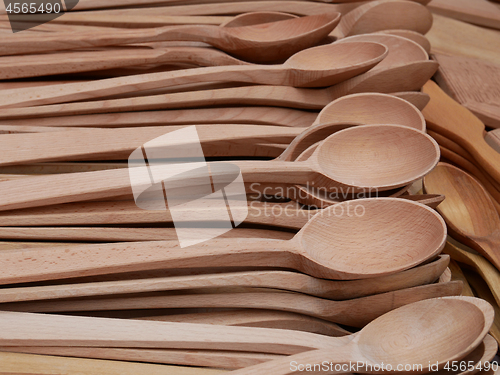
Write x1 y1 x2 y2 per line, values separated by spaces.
0 62 438 119
424 163 500 271
0 199 447 283
0 282 463 327
0 351 224 374
485 129 500 154
0 255 449 303
428 0 500 30
433 54 500 129
422 80 500 186
426 14 500 67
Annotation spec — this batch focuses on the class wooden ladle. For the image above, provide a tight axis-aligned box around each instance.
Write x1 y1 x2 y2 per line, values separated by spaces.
229 296 494 375
423 163 500 272
0 198 447 284
0 254 449 303
0 12 341 61
0 41 388 109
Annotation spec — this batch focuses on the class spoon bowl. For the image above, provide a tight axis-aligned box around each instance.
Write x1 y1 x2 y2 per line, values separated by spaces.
296 198 446 278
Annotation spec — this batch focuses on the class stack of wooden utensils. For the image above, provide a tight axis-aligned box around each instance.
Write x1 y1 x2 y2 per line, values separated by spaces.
0 0 499 373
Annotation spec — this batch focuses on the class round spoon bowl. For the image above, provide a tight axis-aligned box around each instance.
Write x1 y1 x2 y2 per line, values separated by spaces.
221 12 298 28
314 93 426 131
285 42 388 87
298 198 447 278
314 124 439 190
356 297 492 370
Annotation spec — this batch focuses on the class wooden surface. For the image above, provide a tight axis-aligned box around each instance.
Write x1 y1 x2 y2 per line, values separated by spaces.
433 54 500 129
428 0 500 30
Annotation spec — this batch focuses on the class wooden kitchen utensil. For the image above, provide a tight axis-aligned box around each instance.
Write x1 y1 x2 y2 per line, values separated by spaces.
229 296 493 375
0 254 449 303
0 12 341 61
0 198 447 284
427 0 500 30
422 80 500 185
0 282 462 327
423 163 500 271
485 129 500 154
0 42 388 109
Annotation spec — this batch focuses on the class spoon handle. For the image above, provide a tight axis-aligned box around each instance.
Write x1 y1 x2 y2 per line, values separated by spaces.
0 238 296 285
0 24 220 56
0 311 346 354
0 64 282 109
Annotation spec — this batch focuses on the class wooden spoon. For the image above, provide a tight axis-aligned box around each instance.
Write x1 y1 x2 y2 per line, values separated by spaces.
485 129 500 153
228 296 494 375
422 80 500 186
0 61 438 119
0 198 447 284
423 163 500 271
0 13 341 61
0 125 440 210
377 29 431 53
0 282 463 327
0 254 449 303
0 42 388 109
0 351 221 375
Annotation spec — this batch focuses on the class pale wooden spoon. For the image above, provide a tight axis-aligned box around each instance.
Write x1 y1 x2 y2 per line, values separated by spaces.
229 296 494 375
0 198 447 284
0 125 440 210
423 163 500 272
0 254 449 303
0 282 463 327
0 93 425 165
0 61 438 119
0 41 388 109
0 13 341 61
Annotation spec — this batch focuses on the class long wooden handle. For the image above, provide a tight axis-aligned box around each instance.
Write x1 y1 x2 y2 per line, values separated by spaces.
0 65 282 109
0 125 300 165
0 311 348 354
0 46 251 80
0 238 297 285
0 351 225 375
0 346 278 370
0 24 219 56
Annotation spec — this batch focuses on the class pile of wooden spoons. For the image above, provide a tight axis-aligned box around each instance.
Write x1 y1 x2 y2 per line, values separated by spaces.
0 0 485 372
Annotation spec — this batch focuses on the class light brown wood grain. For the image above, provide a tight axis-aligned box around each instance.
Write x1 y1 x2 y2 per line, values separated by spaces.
424 163 500 271
0 255 449 303
485 129 500 154
426 14 500 66
422 80 500 186
433 54 500 129
428 0 500 30
0 199 447 284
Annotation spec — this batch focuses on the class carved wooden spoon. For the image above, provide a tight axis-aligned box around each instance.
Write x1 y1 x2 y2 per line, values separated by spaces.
0 198 447 284
0 41 387 109
423 163 500 272
0 12 341 61
229 296 494 375
0 254 449 303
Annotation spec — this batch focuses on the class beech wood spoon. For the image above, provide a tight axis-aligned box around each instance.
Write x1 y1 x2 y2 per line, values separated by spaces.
0 13 341 61
0 198 447 284
0 42 387 109
229 296 494 375
0 125 439 210
423 163 500 272
0 255 449 303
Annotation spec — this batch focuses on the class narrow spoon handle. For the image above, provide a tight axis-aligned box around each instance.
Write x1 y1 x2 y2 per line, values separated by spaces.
0 24 221 56
0 65 282 109
0 311 348 354
0 239 298 285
